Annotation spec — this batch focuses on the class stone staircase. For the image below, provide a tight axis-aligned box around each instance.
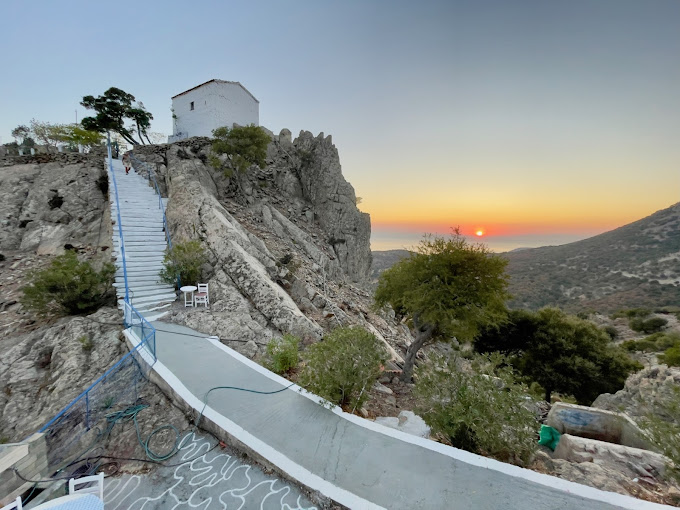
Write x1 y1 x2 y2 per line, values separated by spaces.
108 159 176 320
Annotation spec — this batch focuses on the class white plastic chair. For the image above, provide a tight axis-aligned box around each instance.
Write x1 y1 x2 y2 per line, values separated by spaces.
68 472 104 500
194 283 209 307
0 497 22 510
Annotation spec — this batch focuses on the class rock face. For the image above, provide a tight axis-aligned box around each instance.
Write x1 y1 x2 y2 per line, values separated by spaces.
283 131 372 281
132 133 399 361
0 159 111 254
532 449 678 505
0 308 124 442
553 434 667 478
593 365 680 420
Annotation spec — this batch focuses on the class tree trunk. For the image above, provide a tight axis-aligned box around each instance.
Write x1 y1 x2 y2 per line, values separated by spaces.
400 322 434 382
544 387 552 403
136 122 146 145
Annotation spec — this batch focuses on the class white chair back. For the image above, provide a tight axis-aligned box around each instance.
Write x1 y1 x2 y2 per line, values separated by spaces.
0 497 22 510
68 472 104 500
195 283 209 307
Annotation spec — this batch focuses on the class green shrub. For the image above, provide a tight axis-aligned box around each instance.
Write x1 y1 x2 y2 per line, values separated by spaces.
78 335 94 352
21 251 114 317
638 384 680 482
603 325 618 340
211 125 270 175
611 308 651 320
648 331 680 351
160 240 205 287
626 308 652 318
298 326 387 410
622 339 657 352
630 316 668 334
414 353 538 466
265 334 300 374
659 346 680 367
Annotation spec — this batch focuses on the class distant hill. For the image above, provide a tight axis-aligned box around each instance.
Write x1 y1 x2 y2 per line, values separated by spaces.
371 249 411 281
504 203 680 313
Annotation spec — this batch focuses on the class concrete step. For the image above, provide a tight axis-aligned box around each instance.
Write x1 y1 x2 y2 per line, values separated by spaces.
114 252 164 259
113 243 168 251
115 235 166 243
115 221 164 228
129 292 177 307
119 287 176 299
115 263 164 273
114 239 167 246
116 277 164 286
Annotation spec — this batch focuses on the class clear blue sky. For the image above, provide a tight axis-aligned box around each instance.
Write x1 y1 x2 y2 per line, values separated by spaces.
2 0 678 251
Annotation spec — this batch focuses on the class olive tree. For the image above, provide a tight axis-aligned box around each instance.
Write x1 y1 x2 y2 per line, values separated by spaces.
210 124 271 175
81 87 153 145
374 231 509 381
475 308 642 404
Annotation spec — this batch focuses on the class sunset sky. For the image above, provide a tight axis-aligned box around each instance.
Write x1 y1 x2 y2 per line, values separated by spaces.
1 0 678 252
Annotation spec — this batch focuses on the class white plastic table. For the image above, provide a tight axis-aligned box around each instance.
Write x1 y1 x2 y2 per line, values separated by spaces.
31 494 103 510
180 285 197 307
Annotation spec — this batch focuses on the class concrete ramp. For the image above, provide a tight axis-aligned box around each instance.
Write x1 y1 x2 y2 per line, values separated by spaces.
125 322 672 510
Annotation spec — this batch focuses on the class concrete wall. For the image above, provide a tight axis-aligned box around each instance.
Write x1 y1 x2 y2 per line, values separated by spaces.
0 434 48 505
172 82 259 139
546 402 656 451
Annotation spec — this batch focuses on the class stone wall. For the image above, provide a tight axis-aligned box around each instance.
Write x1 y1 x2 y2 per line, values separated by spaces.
0 434 48 505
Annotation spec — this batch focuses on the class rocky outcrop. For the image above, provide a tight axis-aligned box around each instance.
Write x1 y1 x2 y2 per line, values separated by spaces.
281 131 372 282
161 144 324 347
0 159 111 254
532 449 679 506
593 365 680 420
0 308 124 442
132 131 391 359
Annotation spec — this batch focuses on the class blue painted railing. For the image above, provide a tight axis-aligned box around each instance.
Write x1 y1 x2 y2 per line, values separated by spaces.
34 136 158 438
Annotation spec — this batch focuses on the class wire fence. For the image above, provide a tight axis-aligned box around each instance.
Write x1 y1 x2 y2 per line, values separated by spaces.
28 137 160 482
37 331 154 478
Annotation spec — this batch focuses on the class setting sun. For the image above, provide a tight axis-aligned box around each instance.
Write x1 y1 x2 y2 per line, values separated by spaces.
476 230 484 237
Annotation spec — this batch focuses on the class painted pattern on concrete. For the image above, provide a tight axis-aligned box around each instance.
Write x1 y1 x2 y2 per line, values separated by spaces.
104 432 317 510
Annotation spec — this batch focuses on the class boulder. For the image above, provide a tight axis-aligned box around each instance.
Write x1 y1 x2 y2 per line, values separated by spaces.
546 402 656 451
375 411 430 438
553 434 667 479
593 364 680 421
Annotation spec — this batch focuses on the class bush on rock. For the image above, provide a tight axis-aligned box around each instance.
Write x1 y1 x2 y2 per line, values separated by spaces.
298 326 387 410
22 251 115 317
265 334 300 375
160 240 205 287
414 353 538 466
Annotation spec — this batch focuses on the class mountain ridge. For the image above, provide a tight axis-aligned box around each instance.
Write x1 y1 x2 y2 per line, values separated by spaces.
504 202 680 312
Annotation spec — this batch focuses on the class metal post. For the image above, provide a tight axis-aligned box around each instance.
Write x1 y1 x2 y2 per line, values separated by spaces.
85 392 90 430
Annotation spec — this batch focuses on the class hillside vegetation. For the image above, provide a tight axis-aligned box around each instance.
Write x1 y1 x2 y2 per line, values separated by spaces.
504 203 680 313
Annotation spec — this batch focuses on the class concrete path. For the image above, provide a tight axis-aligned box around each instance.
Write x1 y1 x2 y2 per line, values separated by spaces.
134 321 669 510
104 432 317 510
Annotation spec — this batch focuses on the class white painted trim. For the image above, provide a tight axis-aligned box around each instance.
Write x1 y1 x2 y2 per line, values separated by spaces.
204 336 673 510
127 328 673 510
124 330 383 510
0 444 28 472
